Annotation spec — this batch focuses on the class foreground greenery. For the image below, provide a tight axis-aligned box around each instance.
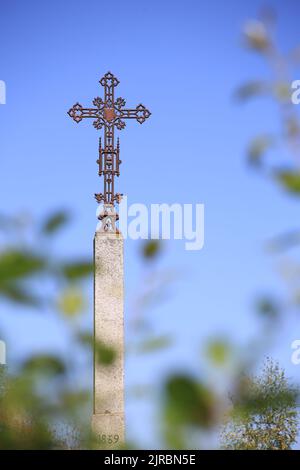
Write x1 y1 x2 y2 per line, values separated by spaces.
222 359 299 450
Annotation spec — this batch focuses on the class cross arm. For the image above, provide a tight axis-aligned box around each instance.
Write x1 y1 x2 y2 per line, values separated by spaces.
67 102 99 123
118 104 151 124
68 98 109 129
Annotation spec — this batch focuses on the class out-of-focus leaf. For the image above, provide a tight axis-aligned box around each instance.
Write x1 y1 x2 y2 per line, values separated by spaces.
206 339 231 366
273 81 291 102
92 340 116 366
243 20 270 51
290 46 300 64
0 213 32 233
61 261 93 281
57 288 86 317
235 81 268 101
247 135 274 165
0 250 46 283
164 374 216 429
0 365 7 396
292 289 300 306
234 361 298 415
128 384 154 399
255 297 280 319
41 211 70 235
22 355 66 376
0 250 43 306
266 230 300 253
95 340 116 366
78 333 116 366
0 283 41 306
142 240 162 260
0 214 14 230
286 116 300 138
222 360 299 450
275 170 300 195
259 6 276 27
60 391 90 411
138 335 172 353
78 332 93 347
278 260 300 283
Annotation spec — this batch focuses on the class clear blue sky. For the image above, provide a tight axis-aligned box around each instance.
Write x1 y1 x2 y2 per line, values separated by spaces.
1 0 300 448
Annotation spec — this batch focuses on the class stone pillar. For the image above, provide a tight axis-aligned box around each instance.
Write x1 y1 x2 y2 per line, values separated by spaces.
92 231 125 448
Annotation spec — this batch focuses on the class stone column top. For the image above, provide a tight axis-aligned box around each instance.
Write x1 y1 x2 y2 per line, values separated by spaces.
95 230 123 240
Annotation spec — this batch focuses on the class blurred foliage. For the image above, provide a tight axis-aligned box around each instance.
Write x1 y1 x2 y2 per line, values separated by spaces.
247 134 274 166
0 211 117 449
57 288 86 317
221 359 299 450
22 355 66 377
266 230 300 253
61 261 94 281
137 335 172 354
155 9 300 450
163 374 216 449
255 296 281 320
275 170 300 194
78 333 117 366
205 339 232 366
239 11 300 194
0 250 46 306
235 81 268 102
41 211 70 236
0 210 93 311
243 19 270 52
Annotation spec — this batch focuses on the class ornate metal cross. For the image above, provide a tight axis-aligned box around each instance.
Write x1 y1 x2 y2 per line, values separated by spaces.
68 72 151 232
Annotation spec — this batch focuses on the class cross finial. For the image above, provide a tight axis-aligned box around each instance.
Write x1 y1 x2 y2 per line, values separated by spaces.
68 72 151 232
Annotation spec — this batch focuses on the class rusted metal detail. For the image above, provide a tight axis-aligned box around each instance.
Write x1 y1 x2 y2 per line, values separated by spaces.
68 72 151 230
103 108 116 121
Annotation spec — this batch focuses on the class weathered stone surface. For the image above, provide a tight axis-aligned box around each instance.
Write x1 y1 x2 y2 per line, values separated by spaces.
92 231 125 446
92 413 125 448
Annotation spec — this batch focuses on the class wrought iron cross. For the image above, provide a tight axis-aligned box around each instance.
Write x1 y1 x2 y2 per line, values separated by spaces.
68 72 151 232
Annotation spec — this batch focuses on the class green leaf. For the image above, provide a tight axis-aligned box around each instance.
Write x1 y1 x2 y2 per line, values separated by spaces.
41 211 70 235
0 250 46 284
266 230 300 253
61 261 93 281
142 240 162 260
0 283 41 306
243 20 270 52
78 333 116 366
95 341 116 366
22 355 66 376
235 81 268 101
272 81 292 102
275 170 300 195
286 116 300 138
206 339 231 366
57 288 86 317
247 135 274 165
60 390 90 411
255 296 280 319
138 335 172 353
